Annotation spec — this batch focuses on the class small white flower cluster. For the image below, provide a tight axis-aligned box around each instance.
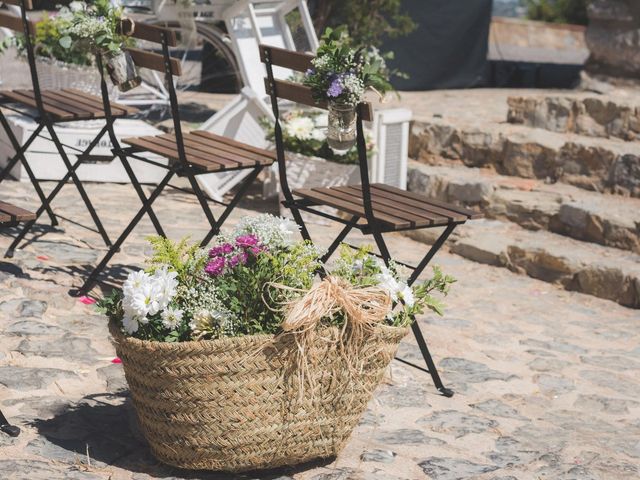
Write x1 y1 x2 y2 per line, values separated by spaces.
66 16 110 41
232 214 299 248
179 279 235 337
375 261 415 308
340 73 365 106
121 267 181 334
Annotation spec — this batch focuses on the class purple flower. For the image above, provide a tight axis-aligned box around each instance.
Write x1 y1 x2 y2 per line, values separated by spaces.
235 234 259 248
209 245 224 257
204 257 226 276
238 251 249 264
249 245 265 256
222 243 234 254
327 77 343 98
228 255 240 268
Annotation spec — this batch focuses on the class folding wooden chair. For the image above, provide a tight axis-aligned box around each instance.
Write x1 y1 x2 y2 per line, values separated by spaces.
260 45 483 397
0 199 36 437
73 22 275 296
0 0 139 257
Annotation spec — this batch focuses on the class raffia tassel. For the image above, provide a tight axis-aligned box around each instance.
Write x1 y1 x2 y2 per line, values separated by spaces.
274 276 392 400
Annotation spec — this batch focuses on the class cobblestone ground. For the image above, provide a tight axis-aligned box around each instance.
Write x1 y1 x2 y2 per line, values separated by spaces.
1 179 639 480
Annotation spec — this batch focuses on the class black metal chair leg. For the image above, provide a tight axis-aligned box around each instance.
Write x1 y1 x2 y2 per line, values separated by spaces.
407 224 456 286
44 123 112 248
372 228 454 397
0 113 57 225
5 124 115 257
200 166 264 247
411 321 454 397
112 151 165 237
320 218 356 263
71 170 175 296
0 409 20 437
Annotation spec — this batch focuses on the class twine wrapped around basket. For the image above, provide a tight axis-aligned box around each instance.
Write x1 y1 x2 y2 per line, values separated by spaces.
109 277 409 472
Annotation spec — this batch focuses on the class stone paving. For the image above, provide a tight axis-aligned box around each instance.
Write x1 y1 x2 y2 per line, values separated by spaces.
1 178 640 480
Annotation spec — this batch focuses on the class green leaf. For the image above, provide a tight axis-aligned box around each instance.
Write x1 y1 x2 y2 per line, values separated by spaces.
58 36 72 49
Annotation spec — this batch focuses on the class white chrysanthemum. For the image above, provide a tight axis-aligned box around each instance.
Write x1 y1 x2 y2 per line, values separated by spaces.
122 312 140 334
123 270 151 298
376 269 402 302
161 306 184 330
128 282 162 317
398 283 415 308
152 266 179 309
284 116 315 140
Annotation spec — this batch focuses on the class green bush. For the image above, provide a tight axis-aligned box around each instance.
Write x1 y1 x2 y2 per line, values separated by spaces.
525 0 588 26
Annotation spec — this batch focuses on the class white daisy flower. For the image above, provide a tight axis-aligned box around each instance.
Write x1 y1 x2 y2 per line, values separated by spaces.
161 306 184 330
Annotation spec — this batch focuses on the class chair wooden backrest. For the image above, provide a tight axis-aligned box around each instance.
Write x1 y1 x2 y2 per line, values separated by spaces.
259 44 377 224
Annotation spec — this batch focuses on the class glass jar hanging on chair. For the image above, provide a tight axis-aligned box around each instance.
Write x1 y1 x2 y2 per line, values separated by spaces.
105 50 141 92
327 100 357 153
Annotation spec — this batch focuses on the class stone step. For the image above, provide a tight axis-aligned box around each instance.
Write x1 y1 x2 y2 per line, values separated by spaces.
409 118 640 197
507 94 640 141
407 161 640 254
405 218 640 309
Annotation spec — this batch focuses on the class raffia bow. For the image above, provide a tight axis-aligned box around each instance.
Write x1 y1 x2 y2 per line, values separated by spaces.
272 276 392 399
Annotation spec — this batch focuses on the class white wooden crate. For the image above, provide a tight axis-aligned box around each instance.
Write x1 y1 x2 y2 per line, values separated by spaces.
0 116 168 183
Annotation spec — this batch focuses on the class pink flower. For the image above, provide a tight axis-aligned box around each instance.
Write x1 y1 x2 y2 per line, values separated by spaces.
79 296 96 305
222 243 234 254
209 245 224 257
235 234 259 248
205 257 226 276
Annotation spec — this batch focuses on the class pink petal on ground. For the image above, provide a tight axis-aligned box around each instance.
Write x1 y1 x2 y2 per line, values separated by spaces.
111 357 122 364
36 255 49 261
78 296 96 305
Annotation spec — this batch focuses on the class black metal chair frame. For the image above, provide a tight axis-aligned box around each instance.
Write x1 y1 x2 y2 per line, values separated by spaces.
0 0 120 255
261 44 476 397
73 26 268 296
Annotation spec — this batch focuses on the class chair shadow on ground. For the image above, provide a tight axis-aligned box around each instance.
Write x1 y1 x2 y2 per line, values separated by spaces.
31 392 335 479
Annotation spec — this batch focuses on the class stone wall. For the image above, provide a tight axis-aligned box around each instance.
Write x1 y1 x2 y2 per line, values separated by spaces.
585 0 640 78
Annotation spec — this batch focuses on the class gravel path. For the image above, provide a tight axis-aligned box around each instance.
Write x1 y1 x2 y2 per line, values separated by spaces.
0 179 639 480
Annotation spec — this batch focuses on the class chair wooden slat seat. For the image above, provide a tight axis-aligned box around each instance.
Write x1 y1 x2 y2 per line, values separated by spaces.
0 201 36 226
0 88 137 121
293 183 480 231
122 131 275 173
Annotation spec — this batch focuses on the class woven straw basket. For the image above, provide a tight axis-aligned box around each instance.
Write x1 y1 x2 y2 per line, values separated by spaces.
109 320 408 472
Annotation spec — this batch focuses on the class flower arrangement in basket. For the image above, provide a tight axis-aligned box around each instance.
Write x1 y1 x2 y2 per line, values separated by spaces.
303 27 398 152
99 215 454 472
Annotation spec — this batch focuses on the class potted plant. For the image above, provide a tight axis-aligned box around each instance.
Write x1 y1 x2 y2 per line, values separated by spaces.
303 27 396 152
98 214 454 472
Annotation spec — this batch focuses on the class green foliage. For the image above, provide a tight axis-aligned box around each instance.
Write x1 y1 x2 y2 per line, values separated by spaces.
312 0 416 48
331 245 456 328
525 0 588 25
212 241 321 336
145 235 206 286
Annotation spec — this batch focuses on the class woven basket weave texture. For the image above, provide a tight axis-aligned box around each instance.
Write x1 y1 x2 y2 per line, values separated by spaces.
110 321 407 472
